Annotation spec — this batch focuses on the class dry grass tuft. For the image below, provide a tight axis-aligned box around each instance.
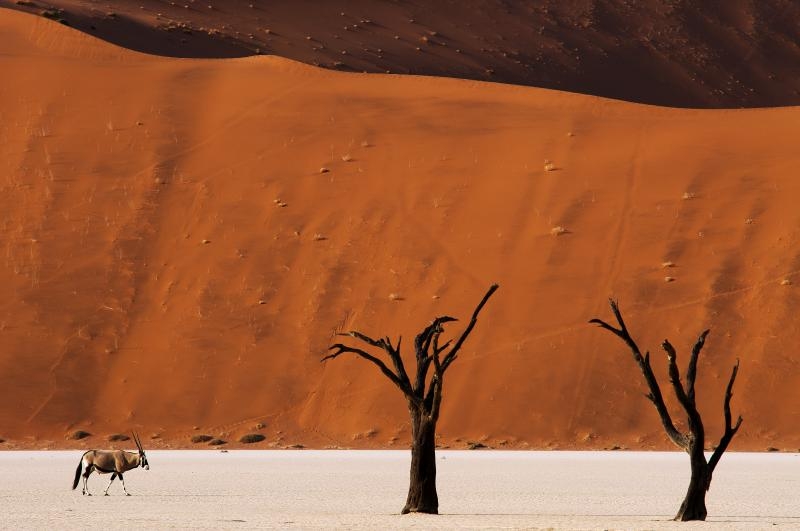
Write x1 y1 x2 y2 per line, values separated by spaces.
319 167 330 174
664 276 676 283
341 154 353 162
550 226 568 236
682 192 696 200
239 433 266 444
781 279 792 286
388 293 403 301
543 160 556 171
661 261 675 268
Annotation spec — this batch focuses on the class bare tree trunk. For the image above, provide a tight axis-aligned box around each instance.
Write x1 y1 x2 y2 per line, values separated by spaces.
675 445 709 521
591 300 742 522
325 285 498 515
402 408 438 514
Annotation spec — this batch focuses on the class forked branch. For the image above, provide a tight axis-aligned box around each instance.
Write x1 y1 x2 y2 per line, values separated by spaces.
324 333 416 401
440 284 499 372
590 300 687 449
662 340 703 434
708 360 743 473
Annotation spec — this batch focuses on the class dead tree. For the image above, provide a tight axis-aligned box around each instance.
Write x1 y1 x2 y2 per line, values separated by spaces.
323 284 498 514
590 299 742 521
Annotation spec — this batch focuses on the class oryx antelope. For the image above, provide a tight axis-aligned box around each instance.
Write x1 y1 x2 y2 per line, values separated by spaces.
72 432 150 496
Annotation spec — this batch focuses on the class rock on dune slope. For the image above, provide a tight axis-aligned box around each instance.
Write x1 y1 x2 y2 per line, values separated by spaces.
3 0 800 108
1 9 800 450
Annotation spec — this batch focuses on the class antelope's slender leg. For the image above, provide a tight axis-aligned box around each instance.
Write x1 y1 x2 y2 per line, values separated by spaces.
82 465 93 496
104 473 117 496
119 473 130 496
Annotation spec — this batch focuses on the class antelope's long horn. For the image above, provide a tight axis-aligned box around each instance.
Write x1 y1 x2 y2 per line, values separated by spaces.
133 431 143 453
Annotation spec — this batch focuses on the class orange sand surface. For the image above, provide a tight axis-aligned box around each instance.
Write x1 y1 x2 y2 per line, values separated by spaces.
1 8 800 450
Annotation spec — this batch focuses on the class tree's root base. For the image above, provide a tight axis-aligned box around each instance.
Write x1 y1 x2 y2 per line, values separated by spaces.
401 506 438 515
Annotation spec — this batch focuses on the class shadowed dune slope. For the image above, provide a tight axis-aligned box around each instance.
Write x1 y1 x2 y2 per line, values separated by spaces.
2 9 800 450
3 0 800 108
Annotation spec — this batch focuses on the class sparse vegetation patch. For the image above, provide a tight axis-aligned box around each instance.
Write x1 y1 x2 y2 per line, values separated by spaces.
239 433 266 444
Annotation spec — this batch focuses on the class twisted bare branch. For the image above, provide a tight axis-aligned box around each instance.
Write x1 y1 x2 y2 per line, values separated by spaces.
686 330 710 406
325 332 417 402
440 284 499 373
708 360 743 473
413 316 456 395
663 340 704 442
590 300 687 449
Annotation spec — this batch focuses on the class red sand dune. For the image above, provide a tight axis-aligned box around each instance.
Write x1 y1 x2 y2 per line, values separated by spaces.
3 0 800 108
1 8 800 450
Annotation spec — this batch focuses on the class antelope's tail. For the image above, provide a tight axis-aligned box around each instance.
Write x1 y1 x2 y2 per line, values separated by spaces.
72 455 84 490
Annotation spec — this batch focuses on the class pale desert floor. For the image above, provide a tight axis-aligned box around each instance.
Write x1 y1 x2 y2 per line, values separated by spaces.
0 451 798 530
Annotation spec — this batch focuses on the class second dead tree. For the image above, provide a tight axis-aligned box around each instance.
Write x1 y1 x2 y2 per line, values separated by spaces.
323 284 498 514
590 299 742 521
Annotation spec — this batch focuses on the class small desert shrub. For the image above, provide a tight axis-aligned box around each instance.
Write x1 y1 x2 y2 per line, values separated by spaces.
682 192 696 200
664 276 676 283
190 434 213 444
466 441 487 450
40 8 69 25
208 439 227 446
40 8 63 19
661 261 675 268
286 443 305 449
107 433 130 442
69 430 91 440
543 160 555 172
550 226 568 236
781 279 792 286
239 433 266 444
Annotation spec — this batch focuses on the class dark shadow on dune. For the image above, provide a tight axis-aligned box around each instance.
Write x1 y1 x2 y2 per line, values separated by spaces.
4 0 800 107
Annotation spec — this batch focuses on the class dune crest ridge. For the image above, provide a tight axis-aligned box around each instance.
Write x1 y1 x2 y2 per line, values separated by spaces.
4 0 800 108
